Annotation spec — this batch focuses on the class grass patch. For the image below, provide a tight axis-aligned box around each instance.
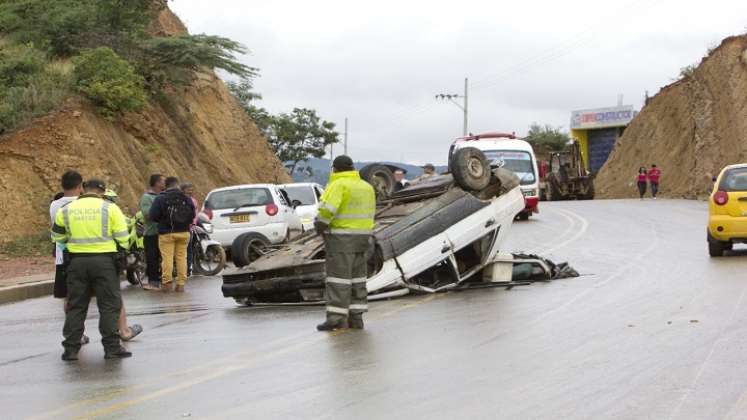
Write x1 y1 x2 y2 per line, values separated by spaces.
0 231 52 257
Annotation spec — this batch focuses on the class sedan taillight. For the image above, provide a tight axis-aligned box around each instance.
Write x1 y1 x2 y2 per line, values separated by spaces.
265 203 279 216
713 190 729 206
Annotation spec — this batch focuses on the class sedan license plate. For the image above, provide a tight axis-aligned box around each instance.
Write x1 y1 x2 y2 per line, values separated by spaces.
230 214 250 224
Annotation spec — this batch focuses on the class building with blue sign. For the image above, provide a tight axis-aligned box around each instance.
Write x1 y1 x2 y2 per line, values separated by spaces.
570 104 638 173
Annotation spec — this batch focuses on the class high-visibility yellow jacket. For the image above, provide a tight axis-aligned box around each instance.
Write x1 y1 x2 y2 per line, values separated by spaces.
316 171 376 235
51 194 130 253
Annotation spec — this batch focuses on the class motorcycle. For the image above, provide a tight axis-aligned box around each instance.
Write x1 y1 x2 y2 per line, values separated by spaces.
191 212 226 276
125 211 147 286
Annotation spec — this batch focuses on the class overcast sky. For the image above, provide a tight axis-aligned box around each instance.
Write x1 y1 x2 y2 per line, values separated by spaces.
171 0 747 165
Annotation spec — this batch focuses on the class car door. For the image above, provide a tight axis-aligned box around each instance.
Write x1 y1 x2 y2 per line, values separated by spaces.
393 232 453 282
277 187 302 232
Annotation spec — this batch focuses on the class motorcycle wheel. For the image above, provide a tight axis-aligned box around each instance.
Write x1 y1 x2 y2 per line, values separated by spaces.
126 250 146 286
194 244 226 276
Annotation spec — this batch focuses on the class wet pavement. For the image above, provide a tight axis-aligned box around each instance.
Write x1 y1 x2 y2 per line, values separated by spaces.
3 199 747 420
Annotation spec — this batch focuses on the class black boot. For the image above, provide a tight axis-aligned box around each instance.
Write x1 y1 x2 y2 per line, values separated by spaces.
104 346 132 359
61 349 79 361
348 315 364 330
316 318 348 331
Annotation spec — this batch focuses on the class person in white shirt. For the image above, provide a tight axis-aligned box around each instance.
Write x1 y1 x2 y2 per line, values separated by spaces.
393 169 410 192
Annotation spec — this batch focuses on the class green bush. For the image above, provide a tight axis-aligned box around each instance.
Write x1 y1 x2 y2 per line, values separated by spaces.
73 47 147 115
0 43 72 134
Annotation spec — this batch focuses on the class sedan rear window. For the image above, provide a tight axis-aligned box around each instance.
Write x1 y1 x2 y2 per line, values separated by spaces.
720 168 747 192
283 185 316 205
206 188 272 210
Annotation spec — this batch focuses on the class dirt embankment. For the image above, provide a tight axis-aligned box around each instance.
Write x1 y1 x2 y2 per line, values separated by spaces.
596 35 747 199
0 6 290 240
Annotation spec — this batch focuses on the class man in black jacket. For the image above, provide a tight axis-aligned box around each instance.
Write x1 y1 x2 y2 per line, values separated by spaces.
149 177 195 293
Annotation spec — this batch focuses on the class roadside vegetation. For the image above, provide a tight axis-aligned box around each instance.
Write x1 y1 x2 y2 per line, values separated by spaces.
228 79 340 174
525 123 570 153
0 0 254 132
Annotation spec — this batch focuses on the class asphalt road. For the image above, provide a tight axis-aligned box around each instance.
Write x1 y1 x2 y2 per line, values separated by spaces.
3 199 747 420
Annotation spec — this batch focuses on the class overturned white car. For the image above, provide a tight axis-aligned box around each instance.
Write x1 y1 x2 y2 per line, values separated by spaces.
222 148 527 304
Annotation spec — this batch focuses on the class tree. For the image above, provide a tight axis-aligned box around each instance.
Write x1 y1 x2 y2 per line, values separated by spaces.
525 123 570 152
226 77 270 132
136 35 258 89
268 108 340 174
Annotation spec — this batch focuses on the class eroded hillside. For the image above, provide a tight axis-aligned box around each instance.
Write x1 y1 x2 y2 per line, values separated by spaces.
0 5 289 239
596 35 747 199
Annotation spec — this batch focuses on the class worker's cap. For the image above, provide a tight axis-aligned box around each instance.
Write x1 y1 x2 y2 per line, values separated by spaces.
83 178 106 191
332 155 355 171
422 163 435 170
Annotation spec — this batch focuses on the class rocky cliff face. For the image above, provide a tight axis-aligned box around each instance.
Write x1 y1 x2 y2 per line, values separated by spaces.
596 35 747 199
0 6 290 239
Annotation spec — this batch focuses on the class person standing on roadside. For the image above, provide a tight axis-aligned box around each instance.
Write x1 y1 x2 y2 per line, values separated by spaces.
49 171 90 345
140 174 165 290
412 163 437 184
636 167 647 200
180 182 199 276
314 155 376 331
150 177 195 293
648 164 662 200
51 179 132 360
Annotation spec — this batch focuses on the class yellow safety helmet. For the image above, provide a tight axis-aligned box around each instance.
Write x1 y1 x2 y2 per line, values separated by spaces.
103 189 119 203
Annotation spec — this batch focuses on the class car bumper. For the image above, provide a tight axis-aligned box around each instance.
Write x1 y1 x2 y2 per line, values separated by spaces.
709 216 747 242
212 223 288 247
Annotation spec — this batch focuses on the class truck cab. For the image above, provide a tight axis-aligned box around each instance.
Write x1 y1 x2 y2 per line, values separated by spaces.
449 132 539 220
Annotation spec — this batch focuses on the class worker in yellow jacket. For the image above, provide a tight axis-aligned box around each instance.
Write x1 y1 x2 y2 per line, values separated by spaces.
314 155 376 331
52 179 133 361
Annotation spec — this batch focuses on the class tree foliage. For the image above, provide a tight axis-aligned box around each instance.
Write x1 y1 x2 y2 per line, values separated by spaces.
73 47 147 115
137 35 258 89
269 109 339 174
227 80 339 172
525 123 570 152
0 0 258 125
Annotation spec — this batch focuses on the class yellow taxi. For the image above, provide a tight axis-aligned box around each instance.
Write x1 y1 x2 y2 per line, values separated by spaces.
708 163 747 256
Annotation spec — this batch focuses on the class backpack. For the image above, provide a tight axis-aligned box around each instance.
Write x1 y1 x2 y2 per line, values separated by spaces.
164 192 194 226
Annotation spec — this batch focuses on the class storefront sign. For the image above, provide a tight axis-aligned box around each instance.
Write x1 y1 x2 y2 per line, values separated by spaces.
570 105 637 129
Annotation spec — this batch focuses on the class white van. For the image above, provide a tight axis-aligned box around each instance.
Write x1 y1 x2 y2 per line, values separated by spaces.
450 132 540 219
202 184 302 248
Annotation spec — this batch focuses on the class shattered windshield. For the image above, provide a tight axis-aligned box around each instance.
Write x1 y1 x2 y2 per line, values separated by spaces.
483 150 536 185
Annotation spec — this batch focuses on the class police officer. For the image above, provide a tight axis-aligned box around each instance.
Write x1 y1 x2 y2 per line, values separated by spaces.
51 179 132 360
315 156 376 331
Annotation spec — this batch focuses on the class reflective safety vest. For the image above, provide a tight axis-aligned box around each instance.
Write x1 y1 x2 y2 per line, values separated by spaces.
316 171 376 235
51 194 130 253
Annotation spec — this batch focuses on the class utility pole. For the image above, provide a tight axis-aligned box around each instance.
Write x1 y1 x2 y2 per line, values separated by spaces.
436 77 469 136
344 117 348 155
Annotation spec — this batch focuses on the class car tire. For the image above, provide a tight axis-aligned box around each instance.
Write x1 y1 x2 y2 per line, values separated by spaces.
360 164 395 200
232 232 271 268
707 233 726 257
450 147 491 191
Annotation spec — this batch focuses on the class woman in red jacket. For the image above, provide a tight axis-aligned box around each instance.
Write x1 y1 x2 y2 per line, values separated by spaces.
648 164 661 199
636 167 647 199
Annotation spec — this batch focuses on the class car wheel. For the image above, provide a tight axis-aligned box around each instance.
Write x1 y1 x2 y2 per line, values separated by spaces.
232 232 271 268
708 234 726 257
450 147 491 191
360 164 395 200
